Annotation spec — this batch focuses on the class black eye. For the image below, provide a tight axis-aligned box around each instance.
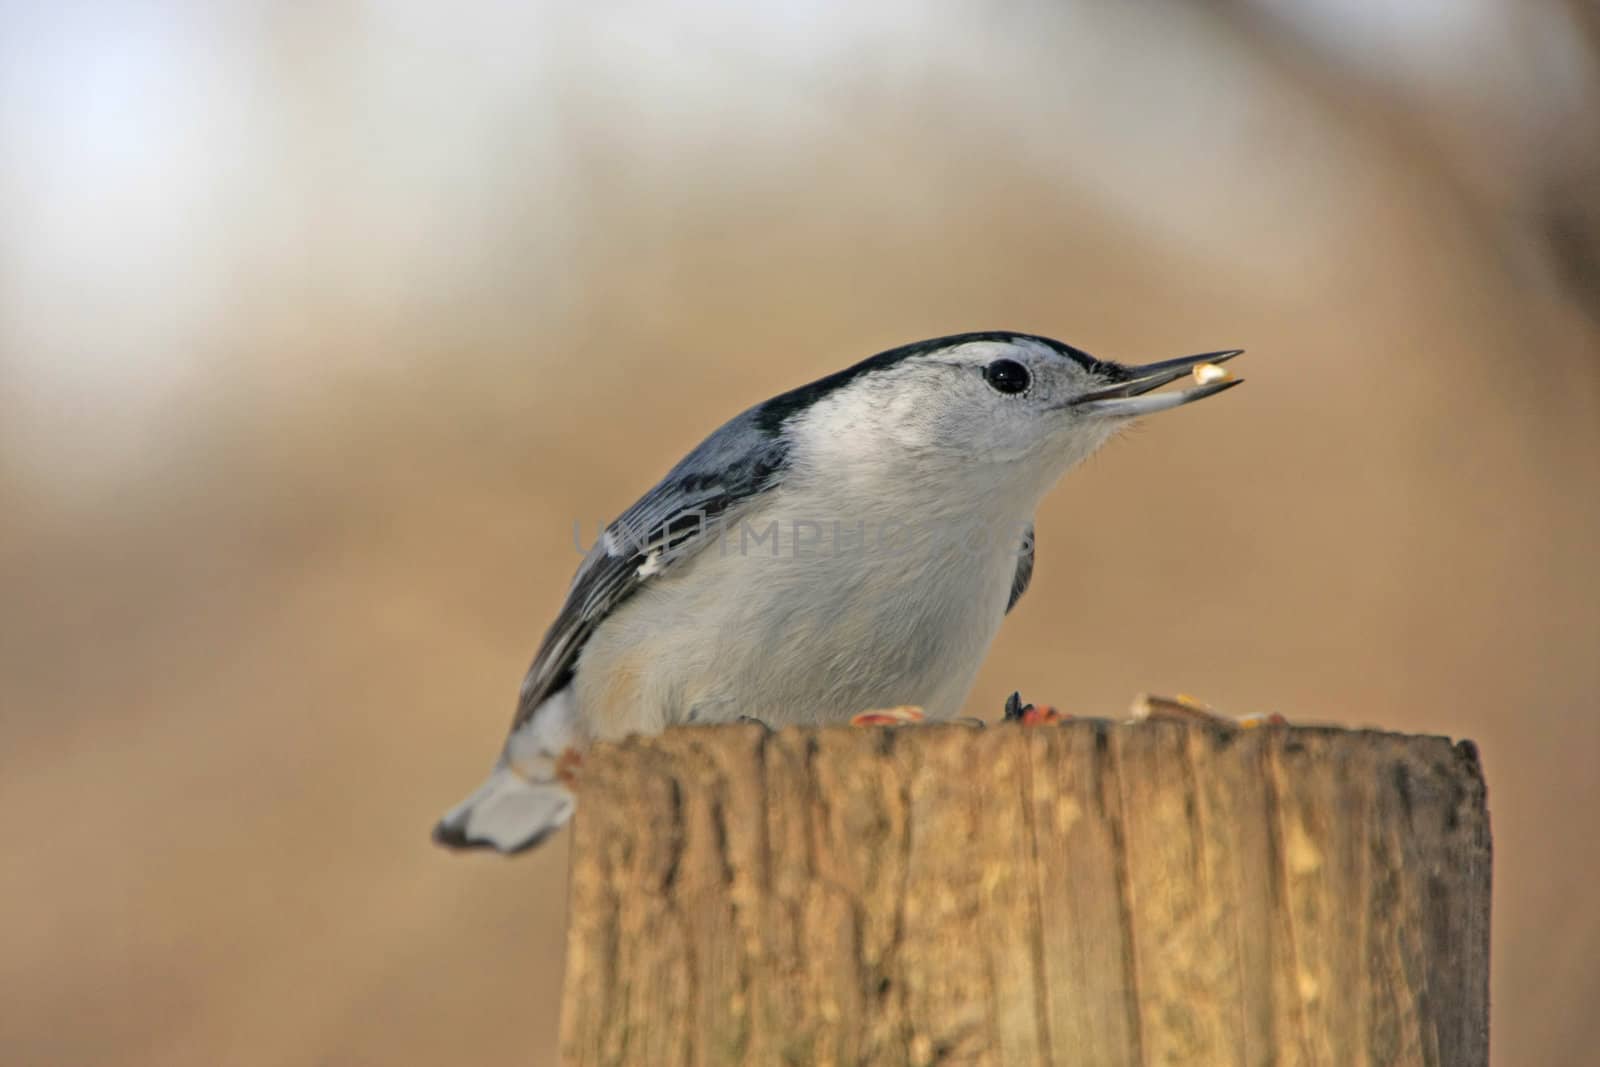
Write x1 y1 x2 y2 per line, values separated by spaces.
983 358 1031 395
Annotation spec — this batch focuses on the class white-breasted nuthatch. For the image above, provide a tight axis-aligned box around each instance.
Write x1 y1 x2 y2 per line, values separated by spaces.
434 332 1242 853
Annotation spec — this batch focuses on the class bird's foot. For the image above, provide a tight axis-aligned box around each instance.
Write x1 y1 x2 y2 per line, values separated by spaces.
555 747 584 788
1003 691 1070 725
1130 693 1287 730
737 714 776 733
849 706 926 727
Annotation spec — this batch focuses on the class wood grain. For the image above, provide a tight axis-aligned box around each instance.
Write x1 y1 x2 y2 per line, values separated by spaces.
561 721 1490 1067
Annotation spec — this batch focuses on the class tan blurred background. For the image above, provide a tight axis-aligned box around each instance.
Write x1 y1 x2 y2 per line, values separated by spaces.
3 2 1599 1064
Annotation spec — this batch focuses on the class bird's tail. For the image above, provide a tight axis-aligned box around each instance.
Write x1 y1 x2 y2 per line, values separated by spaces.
432 765 575 854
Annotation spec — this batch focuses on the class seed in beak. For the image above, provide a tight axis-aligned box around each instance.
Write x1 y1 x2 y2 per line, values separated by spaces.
1192 362 1234 386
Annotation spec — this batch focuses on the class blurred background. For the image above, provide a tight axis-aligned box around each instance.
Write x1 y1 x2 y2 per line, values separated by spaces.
3 1 1598 1063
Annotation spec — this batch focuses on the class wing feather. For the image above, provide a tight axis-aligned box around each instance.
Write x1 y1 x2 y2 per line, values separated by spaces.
511 410 788 727
1006 521 1035 614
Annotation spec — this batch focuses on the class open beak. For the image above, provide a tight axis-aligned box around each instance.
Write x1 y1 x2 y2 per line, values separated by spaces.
1070 349 1244 417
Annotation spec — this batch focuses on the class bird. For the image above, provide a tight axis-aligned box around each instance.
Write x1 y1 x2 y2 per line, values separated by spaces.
434 331 1242 853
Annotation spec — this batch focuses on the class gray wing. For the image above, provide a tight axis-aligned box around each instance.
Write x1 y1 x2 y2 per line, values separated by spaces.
1006 521 1035 614
511 408 788 727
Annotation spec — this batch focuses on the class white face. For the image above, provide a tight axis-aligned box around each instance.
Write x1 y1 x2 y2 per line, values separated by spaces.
787 334 1240 505
889 337 1123 463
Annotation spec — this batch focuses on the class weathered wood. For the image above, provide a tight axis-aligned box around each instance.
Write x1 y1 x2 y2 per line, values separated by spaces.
560 721 1490 1067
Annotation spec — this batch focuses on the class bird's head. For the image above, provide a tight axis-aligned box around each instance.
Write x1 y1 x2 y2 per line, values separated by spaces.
773 332 1242 501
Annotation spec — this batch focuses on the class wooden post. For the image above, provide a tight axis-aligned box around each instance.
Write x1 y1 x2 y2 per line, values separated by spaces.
560 721 1490 1067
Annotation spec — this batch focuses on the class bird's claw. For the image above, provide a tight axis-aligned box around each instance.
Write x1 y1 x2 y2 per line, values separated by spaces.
1003 691 1069 725
555 747 584 788
737 714 776 733
850 706 926 727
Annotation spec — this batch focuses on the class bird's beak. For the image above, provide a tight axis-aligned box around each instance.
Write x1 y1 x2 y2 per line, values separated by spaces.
1069 349 1244 417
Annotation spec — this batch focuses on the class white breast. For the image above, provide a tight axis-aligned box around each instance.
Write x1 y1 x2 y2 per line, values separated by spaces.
573 482 1031 739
